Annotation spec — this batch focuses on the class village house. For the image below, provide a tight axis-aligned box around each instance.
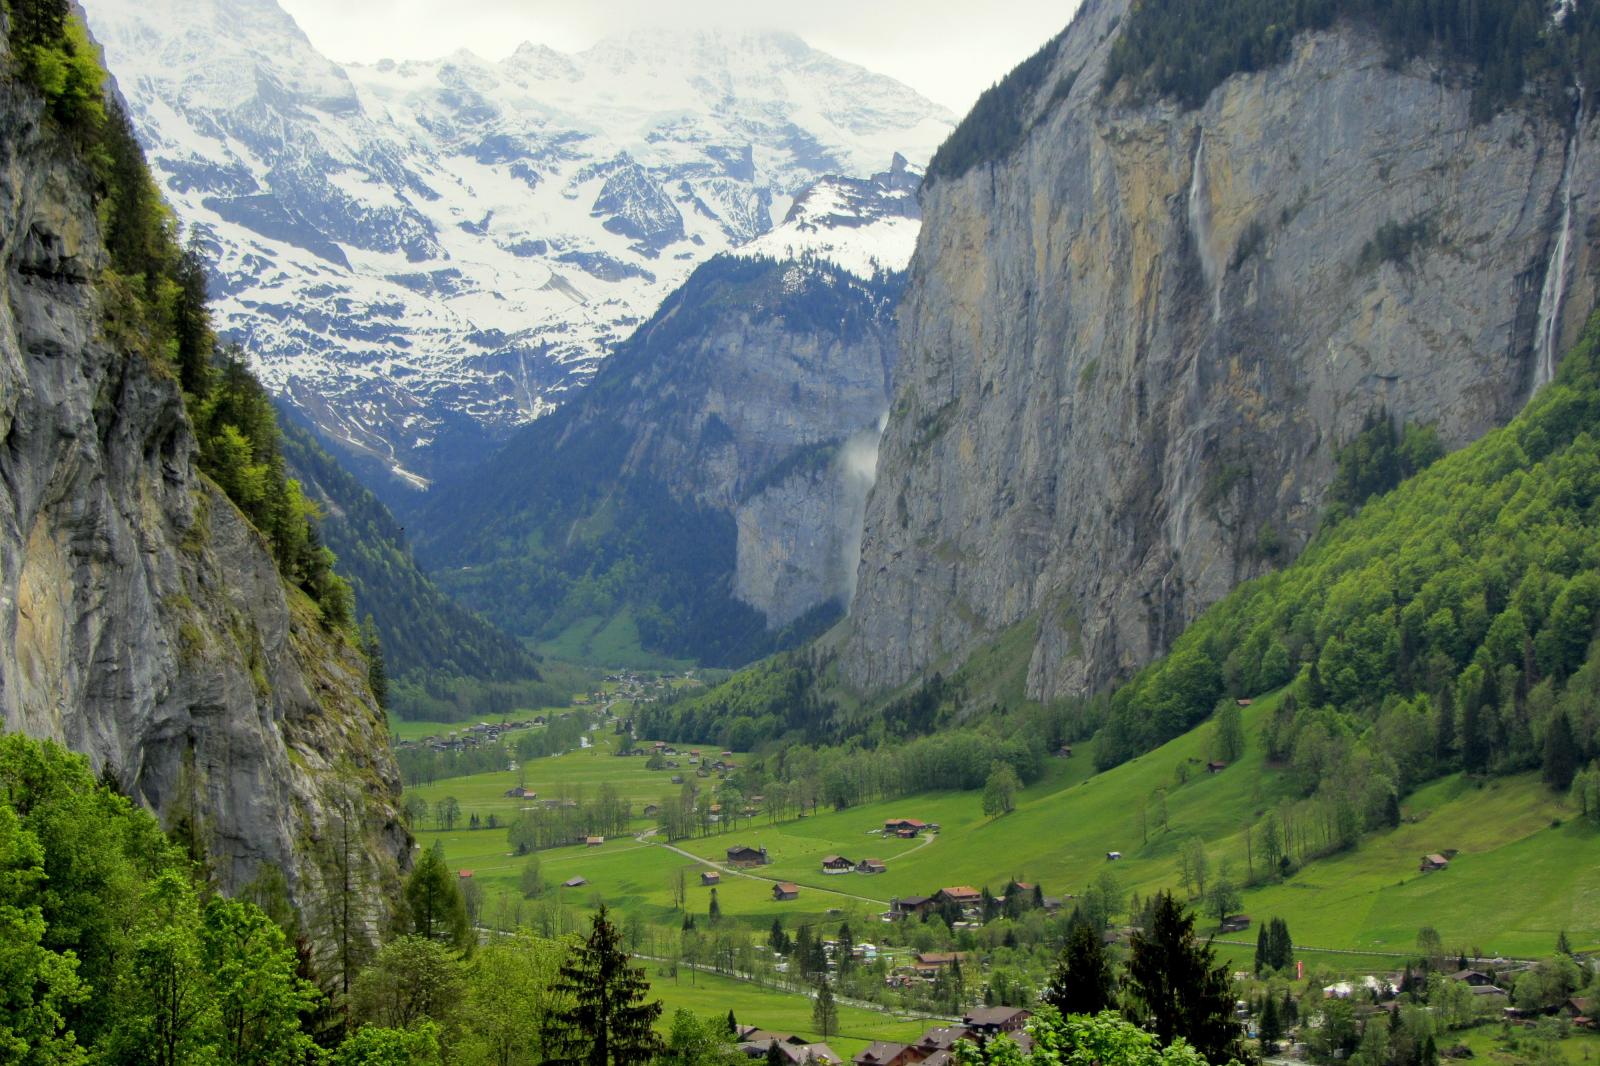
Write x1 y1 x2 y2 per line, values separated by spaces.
852 1042 921 1066
914 1027 971 1056
933 886 982 909
963 1007 1032 1038
643 804 660 817
883 818 927 837
1448 970 1495 987
890 895 936 918
821 855 855 874
772 882 800 901
857 858 887 875
700 871 720 887
912 952 970 977
739 1035 841 1066
726 845 769 867
503 786 536 799
1219 914 1251 933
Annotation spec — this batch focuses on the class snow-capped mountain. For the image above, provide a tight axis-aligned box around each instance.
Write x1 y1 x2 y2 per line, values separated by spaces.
79 0 953 491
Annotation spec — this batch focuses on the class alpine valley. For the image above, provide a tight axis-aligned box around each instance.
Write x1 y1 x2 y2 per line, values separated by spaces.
4 0 1600 1062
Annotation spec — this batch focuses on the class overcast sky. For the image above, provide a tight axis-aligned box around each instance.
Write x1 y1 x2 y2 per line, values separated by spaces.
275 1 1081 116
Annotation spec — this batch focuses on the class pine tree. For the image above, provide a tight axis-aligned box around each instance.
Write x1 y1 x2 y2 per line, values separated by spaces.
361 615 389 713
1253 925 1271 976
708 889 720 923
811 976 838 1039
543 906 664 1066
836 922 855 974
1126 892 1242 1064
1044 922 1117 1016
1543 712 1579 791
726 1009 738 1036
1259 993 1282 1051
402 842 471 954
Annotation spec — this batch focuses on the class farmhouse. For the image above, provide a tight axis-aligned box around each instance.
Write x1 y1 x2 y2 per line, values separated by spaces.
772 882 800 901
913 951 969 976
821 855 855 874
726 845 769 867
643 804 660 817
857 858 887 874
934 886 982 908
1448 970 1495 987
853 1042 919 1066
1420 853 1451 872
892 895 935 918
503 786 536 799
1219 914 1251 933
700 871 721 886
741 1038 842 1066
883 818 927 836
963 1007 1032 1037
914 1027 972 1055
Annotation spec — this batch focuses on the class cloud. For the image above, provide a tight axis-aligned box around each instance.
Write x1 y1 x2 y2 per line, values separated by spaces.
276 0 1082 115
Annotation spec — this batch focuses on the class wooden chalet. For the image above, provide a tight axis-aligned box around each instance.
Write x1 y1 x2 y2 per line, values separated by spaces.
726 844 769 867
857 858 887 874
852 1042 919 1066
772 882 800 901
1420 853 1450 872
963 1007 1032 1037
700 871 721 886
821 855 855 874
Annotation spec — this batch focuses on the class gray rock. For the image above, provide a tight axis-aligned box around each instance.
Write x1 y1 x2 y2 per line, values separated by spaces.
0 70 407 955
844 2 1600 701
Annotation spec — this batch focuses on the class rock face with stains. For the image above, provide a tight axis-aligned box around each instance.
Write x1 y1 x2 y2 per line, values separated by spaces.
0 38 407 954
844 0 1600 700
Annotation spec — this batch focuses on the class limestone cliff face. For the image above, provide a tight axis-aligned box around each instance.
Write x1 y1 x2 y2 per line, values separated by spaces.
844 0 1600 699
0 53 406 942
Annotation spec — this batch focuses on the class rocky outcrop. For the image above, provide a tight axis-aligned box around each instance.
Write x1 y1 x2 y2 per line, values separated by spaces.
844 0 1600 700
0 55 406 950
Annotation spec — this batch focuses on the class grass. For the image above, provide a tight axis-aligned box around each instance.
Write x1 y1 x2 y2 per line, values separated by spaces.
403 693 1599 996
646 968 933 1059
536 610 694 671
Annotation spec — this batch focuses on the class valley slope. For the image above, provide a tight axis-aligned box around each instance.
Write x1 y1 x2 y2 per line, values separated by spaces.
844 0 1600 702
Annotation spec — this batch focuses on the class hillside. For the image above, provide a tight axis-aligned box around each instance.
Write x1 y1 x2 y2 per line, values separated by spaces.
276 413 569 718
0 6 406 943
417 247 904 667
843 0 1600 705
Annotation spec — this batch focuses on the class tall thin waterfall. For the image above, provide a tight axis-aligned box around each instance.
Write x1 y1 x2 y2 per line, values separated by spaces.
1187 130 1221 320
1533 86 1585 392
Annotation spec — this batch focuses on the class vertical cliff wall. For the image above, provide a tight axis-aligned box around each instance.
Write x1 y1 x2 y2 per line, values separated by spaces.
0 39 407 946
844 0 1600 700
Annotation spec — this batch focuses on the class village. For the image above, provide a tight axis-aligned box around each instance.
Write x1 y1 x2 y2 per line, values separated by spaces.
732 1007 1035 1066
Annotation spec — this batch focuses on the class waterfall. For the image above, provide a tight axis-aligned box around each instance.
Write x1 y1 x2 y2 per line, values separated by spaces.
1187 130 1221 320
1532 85 1585 393
837 412 889 610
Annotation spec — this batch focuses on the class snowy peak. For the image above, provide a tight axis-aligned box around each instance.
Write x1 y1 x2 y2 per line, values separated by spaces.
78 0 954 492
735 155 924 278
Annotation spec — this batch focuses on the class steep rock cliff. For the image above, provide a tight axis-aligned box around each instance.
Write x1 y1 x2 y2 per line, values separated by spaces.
0 43 406 945
419 252 900 664
844 0 1600 700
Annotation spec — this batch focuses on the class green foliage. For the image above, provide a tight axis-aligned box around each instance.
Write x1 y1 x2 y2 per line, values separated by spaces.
542 905 663 1066
982 761 1022 817
402 843 472 954
1125 893 1244 1064
952 1007 1210 1066
277 418 544 703
1097 310 1600 803
328 1023 444 1066
1103 0 1600 121
924 26 1070 185
1044 922 1117 1018
1358 216 1438 271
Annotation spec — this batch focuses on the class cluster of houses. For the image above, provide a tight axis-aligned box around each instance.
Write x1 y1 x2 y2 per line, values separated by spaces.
394 717 544 753
886 883 1064 924
735 1009 1034 1066
820 855 888 876
881 818 937 838
1321 966 1595 1029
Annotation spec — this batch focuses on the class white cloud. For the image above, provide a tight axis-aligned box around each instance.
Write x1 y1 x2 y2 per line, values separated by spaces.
275 0 1081 115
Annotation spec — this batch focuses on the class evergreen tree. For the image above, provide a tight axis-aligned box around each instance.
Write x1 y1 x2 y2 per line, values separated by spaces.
811 977 838 1039
543 906 664 1066
708 889 720 923
361 615 389 714
1258 993 1282 1052
1253 926 1271 976
767 918 788 956
1126 892 1242 1064
726 1010 737 1037
1542 711 1579 791
836 922 855 974
1044 922 1117 1017
402 843 471 954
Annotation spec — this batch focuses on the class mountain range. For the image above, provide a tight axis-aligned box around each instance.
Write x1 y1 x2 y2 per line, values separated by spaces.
79 0 952 495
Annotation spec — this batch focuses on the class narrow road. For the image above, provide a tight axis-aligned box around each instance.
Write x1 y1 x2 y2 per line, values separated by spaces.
1209 939 1540 965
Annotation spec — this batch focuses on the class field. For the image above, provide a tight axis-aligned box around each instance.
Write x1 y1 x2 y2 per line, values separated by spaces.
401 693 1599 1042
647 969 933 1059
